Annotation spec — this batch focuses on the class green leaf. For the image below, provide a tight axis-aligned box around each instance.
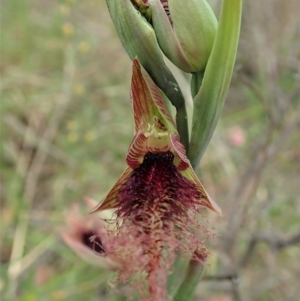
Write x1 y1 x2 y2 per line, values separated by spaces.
188 0 243 168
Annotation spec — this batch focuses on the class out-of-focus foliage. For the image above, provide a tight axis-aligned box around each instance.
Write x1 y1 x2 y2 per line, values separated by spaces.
1 0 299 301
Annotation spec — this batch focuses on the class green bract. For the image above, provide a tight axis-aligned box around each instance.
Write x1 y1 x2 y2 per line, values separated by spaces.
149 0 217 73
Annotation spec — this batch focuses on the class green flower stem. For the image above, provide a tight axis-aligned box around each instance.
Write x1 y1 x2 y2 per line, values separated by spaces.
161 93 188 150
173 0 242 300
175 102 189 151
190 70 204 99
188 0 243 168
167 256 189 295
173 259 205 301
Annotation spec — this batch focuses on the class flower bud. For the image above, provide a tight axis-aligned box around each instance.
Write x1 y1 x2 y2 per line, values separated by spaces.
149 0 217 72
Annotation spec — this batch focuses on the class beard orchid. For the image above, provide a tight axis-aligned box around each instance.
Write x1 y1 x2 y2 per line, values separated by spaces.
92 59 221 300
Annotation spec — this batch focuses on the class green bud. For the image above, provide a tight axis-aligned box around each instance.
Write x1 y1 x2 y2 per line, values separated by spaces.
149 0 217 73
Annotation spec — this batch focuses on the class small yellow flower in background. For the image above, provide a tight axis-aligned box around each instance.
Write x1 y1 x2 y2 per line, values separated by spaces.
78 41 90 54
84 131 96 142
59 4 71 16
67 132 78 143
66 120 78 131
74 84 85 96
62 22 73 37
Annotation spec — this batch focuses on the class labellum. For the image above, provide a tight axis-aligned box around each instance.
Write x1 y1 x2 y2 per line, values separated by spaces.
92 59 221 300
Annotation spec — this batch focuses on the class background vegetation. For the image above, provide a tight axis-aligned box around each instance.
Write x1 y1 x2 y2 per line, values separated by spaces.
1 0 299 300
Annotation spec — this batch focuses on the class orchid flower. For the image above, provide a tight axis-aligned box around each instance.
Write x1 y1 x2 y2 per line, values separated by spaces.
61 198 119 270
93 59 221 215
92 59 221 301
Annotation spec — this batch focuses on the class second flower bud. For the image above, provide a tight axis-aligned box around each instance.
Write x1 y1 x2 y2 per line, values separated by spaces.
149 0 217 73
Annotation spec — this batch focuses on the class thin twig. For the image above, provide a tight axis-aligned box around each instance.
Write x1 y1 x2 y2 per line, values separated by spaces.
23 44 75 202
8 234 54 279
4 114 75 166
202 273 238 281
223 119 299 253
240 231 300 268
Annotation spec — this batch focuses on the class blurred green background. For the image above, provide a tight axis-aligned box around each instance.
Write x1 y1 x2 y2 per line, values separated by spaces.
1 0 299 300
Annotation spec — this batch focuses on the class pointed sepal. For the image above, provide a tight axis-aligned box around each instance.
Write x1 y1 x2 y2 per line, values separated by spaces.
91 168 133 212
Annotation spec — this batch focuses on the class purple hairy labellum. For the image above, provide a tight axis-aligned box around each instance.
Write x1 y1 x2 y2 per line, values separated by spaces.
92 59 221 300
